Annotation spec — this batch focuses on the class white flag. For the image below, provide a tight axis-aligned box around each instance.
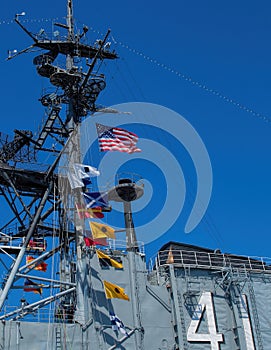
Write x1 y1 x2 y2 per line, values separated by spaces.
67 163 100 189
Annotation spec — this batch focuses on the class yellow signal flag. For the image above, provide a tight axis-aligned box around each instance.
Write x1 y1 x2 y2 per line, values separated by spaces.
97 250 123 269
90 221 115 239
103 280 130 301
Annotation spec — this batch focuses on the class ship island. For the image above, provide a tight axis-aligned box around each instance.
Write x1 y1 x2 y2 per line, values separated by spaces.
0 1 270 349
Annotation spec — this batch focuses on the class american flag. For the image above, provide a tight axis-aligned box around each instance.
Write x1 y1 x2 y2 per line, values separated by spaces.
96 123 141 153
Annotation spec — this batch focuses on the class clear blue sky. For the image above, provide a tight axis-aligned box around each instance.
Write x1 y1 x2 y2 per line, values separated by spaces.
1 0 271 261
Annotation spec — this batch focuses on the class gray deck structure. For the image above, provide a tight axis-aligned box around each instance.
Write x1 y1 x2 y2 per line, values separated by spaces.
1 241 271 349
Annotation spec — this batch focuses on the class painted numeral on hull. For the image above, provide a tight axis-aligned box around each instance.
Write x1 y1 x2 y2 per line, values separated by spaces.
187 291 223 350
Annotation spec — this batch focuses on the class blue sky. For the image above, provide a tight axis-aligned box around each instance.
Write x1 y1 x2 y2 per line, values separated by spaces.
1 0 271 261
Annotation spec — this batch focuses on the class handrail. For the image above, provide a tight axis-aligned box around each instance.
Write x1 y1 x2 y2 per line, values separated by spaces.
107 239 145 255
149 249 271 274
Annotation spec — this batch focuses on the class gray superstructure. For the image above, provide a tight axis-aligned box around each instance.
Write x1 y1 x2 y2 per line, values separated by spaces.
1 242 271 349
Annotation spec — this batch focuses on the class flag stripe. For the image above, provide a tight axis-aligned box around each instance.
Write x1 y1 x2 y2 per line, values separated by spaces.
98 143 141 153
96 123 141 154
113 127 138 138
76 203 105 219
24 278 43 295
99 146 140 153
97 250 123 269
99 138 138 145
84 237 107 246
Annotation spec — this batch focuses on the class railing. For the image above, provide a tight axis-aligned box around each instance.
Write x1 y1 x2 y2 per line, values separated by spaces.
149 249 271 274
0 231 23 248
114 172 144 188
100 172 144 194
1 305 82 323
107 239 145 255
1 305 55 322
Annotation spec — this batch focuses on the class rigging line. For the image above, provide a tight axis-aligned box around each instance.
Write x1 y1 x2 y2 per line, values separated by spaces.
4 15 269 124
183 188 224 249
183 174 225 248
0 17 60 26
121 58 147 102
99 61 128 101
46 180 57 348
105 68 130 102
112 62 141 102
115 41 271 125
101 60 139 103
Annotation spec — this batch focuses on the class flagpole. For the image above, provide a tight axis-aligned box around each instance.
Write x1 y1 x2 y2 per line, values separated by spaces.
108 177 144 349
123 201 138 251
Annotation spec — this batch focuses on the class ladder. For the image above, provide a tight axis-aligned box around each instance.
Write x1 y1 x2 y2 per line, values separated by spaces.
247 282 264 350
55 326 62 350
169 264 189 350
35 107 62 148
177 291 189 350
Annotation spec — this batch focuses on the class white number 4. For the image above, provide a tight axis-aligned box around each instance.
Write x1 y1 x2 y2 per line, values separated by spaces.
187 291 223 350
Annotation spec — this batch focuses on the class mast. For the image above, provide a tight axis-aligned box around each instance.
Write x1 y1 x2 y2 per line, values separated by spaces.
67 0 74 42
66 0 76 126
0 0 117 322
108 178 145 348
58 0 77 323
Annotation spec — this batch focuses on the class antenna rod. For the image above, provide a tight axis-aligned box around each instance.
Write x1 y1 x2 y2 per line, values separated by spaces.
14 14 38 43
80 29 111 91
67 0 74 41
66 0 74 73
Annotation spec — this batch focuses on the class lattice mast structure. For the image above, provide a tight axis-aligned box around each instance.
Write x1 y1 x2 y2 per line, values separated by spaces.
0 0 117 322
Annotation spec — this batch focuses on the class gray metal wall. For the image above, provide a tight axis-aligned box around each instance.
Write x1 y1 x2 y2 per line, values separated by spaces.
1 253 270 349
